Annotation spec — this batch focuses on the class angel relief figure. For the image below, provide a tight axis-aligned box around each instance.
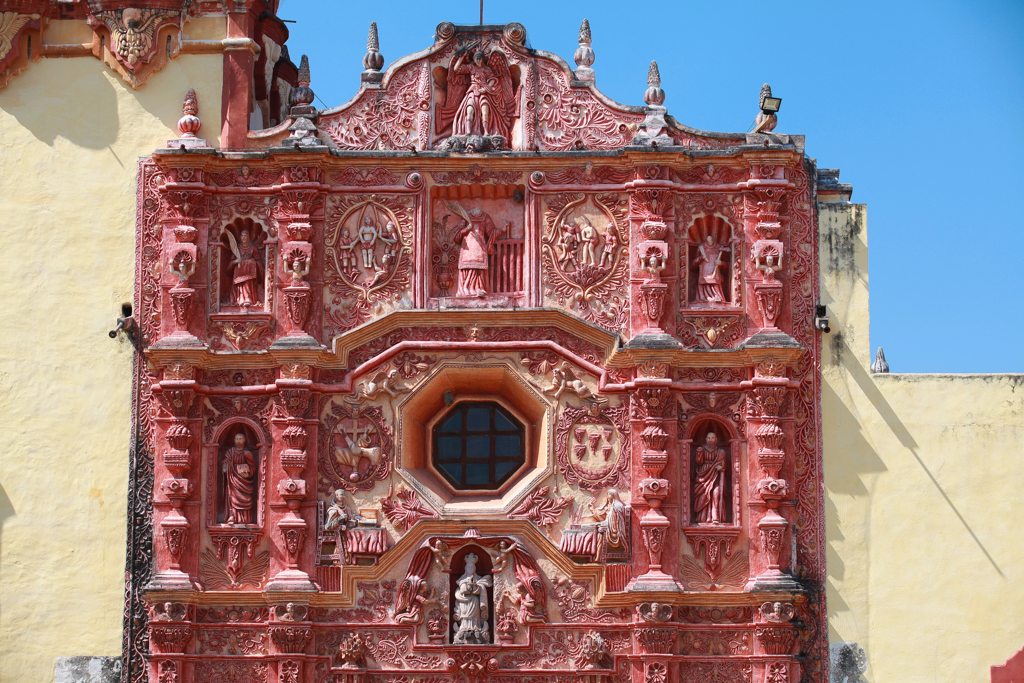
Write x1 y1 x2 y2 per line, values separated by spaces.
436 45 517 141
224 228 263 306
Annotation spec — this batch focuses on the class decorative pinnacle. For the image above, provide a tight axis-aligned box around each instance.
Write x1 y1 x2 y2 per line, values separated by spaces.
760 83 772 110
647 61 661 88
644 61 665 106
574 18 595 73
362 21 384 72
177 88 201 138
297 54 311 87
182 88 198 116
579 18 591 44
367 21 379 51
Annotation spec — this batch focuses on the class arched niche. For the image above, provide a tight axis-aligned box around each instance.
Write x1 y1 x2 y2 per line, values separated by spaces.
206 418 269 529
218 217 269 309
448 543 495 645
683 415 741 526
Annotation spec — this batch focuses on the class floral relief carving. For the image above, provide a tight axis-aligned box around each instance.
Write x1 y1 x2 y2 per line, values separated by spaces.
331 167 400 186
320 63 430 150
195 628 268 655
678 629 751 655
678 662 752 683
194 661 269 683
535 62 643 150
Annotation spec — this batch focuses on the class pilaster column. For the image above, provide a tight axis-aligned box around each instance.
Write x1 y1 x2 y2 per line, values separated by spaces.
266 365 316 591
628 387 681 592
150 367 198 590
746 359 799 591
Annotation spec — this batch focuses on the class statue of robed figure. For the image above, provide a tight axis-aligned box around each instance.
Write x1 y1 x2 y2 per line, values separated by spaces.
452 553 493 644
694 431 728 523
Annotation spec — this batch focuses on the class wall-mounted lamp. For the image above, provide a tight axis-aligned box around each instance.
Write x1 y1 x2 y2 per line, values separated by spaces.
109 303 141 350
814 304 831 333
761 96 782 114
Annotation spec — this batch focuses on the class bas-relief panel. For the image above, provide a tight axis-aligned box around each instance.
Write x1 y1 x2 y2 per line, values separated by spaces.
323 194 416 338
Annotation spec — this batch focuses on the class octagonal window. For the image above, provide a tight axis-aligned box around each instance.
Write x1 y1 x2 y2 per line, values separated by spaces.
432 402 525 490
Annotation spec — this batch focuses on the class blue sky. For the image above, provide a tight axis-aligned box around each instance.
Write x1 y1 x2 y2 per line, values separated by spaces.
281 0 1023 373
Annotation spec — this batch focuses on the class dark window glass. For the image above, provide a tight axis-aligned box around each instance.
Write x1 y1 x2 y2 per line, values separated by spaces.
432 402 526 490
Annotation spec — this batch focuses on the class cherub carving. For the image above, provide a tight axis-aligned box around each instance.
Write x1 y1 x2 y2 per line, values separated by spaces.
168 252 195 285
436 45 517 140
637 602 674 623
543 362 604 403
489 540 518 573
345 368 405 404
282 253 309 284
428 538 452 572
152 602 188 622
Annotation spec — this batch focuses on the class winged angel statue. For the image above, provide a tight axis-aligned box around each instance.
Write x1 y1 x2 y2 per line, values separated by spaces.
436 45 517 140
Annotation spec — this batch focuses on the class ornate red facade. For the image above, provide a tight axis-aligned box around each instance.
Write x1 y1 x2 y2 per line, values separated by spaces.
129 21 826 683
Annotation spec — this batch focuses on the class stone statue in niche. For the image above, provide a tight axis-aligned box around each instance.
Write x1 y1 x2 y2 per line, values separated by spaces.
687 215 734 305
692 234 730 303
436 46 516 140
222 431 257 524
694 431 727 524
443 200 509 297
224 229 262 306
453 553 493 644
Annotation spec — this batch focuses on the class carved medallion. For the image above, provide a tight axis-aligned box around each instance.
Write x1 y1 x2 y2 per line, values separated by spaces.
324 195 414 335
554 402 629 491
541 193 630 332
318 399 393 493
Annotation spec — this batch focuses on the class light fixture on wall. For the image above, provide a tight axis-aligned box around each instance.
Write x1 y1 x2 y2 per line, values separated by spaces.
814 304 831 333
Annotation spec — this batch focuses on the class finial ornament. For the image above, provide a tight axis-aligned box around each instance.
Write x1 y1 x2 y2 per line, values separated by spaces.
578 18 592 44
167 87 208 148
363 22 384 72
574 18 595 80
871 347 889 374
290 54 315 114
177 88 200 138
643 61 665 106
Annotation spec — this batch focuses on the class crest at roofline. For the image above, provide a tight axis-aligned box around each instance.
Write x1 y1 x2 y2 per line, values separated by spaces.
309 21 744 153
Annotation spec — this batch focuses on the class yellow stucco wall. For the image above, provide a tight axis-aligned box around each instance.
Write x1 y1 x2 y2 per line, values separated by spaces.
0 47 223 682
821 201 1024 682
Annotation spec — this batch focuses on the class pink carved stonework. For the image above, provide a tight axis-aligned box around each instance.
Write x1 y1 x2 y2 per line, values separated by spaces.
128 20 827 683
